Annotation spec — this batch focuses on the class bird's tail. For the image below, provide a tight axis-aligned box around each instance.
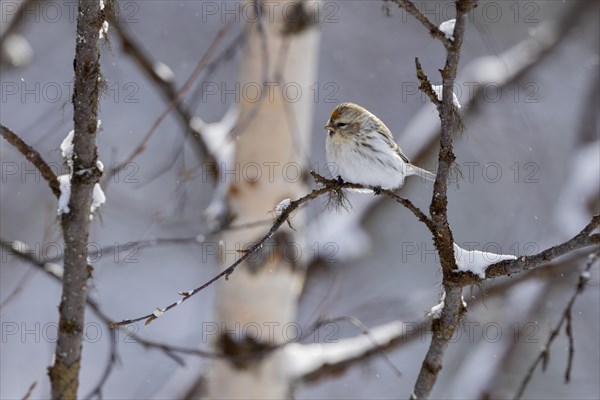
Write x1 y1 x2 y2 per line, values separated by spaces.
408 164 436 181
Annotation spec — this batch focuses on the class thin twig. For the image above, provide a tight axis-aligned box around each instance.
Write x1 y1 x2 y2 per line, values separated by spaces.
109 172 433 327
0 238 224 398
107 15 218 180
0 124 60 197
84 327 118 400
513 250 599 400
414 57 441 109
0 0 37 47
107 17 235 181
21 381 37 400
0 267 35 312
389 0 452 48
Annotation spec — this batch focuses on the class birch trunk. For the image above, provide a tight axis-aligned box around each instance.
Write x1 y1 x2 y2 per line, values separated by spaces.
206 1 321 398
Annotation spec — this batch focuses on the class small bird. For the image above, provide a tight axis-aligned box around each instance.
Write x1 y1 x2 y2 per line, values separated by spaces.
325 102 435 193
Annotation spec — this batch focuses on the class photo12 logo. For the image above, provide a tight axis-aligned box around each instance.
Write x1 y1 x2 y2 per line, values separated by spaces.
1 1 139 24
1 81 140 104
200 81 339 104
397 1 540 25
199 1 339 24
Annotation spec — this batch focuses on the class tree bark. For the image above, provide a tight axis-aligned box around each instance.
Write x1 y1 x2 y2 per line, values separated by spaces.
48 1 103 398
204 1 321 398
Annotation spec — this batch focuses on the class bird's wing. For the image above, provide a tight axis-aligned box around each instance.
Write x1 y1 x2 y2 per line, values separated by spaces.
373 116 411 164
393 142 411 164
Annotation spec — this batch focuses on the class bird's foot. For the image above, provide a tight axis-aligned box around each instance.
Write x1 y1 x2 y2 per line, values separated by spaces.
336 175 344 184
372 186 382 195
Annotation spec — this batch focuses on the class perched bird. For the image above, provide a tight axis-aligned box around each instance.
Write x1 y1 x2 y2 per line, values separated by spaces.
325 102 435 192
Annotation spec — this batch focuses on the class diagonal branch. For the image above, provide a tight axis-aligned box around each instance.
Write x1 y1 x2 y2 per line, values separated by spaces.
389 0 452 48
0 124 60 197
0 238 225 398
107 15 218 179
109 172 433 328
106 17 235 181
0 0 36 47
513 250 599 400
483 216 599 281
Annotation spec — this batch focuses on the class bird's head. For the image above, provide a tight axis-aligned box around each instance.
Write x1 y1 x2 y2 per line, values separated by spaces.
325 102 371 139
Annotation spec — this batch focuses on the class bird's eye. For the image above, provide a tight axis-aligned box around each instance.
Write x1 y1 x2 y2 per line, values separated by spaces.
336 122 347 128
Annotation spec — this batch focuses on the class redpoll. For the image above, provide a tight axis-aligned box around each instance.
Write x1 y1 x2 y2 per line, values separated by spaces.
325 102 435 192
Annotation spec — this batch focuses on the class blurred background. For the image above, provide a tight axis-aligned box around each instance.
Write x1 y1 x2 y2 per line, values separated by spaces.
1 0 599 399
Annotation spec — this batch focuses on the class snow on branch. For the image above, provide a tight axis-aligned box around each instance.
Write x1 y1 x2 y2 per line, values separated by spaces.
452 216 600 286
389 0 453 48
285 320 406 382
453 243 517 278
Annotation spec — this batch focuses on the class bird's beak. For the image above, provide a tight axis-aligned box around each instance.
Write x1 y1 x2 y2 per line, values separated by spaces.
325 122 335 135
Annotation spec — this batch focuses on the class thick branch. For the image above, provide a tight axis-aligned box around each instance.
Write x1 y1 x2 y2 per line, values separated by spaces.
413 286 465 399
412 1 477 398
48 1 104 398
0 124 60 197
451 216 600 286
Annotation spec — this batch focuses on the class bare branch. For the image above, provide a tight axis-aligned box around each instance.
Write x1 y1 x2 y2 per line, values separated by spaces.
48 1 105 397
414 58 441 109
107 17 235 181
445 216 600 286
297 317 404 383
513 250 599 400
388 0 452 48
0 266 34 312
411 1 477 398
110 172 433 328
106 15 218 179
0 0 36 47
0 124 60 197
0 238 224 398
21 381 37 400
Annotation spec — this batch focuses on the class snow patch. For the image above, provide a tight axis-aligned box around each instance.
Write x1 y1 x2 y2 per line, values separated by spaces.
432 85 462 109
60 130 74 160
154 62 175 82
453 243 517 278
274 198 291 217
153 308 165 318
428 291 445 319
196 106 239 231
57 174 72 214
44 263 64 278
439 19 456 40
11 240 29 253
91 183 106 213
99 21 109 40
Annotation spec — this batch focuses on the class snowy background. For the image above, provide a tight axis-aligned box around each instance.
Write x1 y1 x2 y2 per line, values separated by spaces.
1 1 599 399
